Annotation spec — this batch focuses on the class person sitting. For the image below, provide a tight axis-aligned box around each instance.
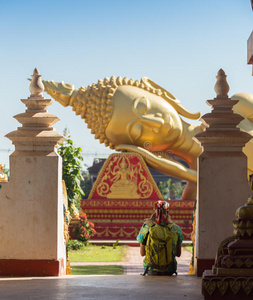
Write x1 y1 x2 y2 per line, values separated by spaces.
136 200 183 275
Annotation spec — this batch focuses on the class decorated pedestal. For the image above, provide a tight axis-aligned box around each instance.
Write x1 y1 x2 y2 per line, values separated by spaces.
70 152 194 241
202 180 253 299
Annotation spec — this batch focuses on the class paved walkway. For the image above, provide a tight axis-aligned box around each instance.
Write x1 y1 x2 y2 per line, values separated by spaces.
0 248 204 299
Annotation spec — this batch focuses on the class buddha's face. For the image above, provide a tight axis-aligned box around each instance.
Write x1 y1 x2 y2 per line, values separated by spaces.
105 86 183 151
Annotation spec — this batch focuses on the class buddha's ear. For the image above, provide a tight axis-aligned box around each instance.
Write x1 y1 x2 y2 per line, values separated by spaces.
129 123 143 142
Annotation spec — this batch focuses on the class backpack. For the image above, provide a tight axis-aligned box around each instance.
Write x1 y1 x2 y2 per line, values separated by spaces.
142 223 177 276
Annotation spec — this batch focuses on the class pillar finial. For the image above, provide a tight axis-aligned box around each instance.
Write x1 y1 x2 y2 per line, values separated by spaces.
29 68 44 98
6 68 66 152
214 69 230 98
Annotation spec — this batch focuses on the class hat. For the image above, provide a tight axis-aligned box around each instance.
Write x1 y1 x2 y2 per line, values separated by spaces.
154 200 170 224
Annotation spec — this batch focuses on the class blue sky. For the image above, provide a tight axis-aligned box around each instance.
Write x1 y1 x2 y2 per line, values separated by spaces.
0 0 252 168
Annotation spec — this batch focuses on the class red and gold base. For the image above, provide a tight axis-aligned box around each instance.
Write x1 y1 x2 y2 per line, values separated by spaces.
71 153 195 242
69 199 195 241
0 258 65 276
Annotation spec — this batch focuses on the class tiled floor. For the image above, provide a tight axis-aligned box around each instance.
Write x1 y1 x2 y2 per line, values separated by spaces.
0 274 203 300
0 248 203 300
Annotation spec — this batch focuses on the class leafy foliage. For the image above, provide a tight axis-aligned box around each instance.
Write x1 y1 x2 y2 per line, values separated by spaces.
158 179 171 200
67 239 85 251
170 182 185 200
158 179 185 200
57 129 84 208
73 213 96 242
81 170 92 199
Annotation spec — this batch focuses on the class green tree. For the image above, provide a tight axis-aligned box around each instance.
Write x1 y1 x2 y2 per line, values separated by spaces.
158 179 185 200
158 179 171 200
81 170 92 199
171 182 185 199
57 129 84 209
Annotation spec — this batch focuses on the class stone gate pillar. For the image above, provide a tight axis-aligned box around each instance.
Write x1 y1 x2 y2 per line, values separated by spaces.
0 69 66 276
194 69 252 276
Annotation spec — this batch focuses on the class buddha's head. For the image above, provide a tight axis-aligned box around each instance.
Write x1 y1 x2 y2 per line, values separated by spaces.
105 77 200 151
44 76 201 150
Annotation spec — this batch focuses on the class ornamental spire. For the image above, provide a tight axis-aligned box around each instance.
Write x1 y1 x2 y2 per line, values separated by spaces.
194 69 251 153
214 69 230 98
6 68 66 153
29 68 44 98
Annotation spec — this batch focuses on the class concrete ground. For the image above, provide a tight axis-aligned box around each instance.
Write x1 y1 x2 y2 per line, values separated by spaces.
0 247 204 300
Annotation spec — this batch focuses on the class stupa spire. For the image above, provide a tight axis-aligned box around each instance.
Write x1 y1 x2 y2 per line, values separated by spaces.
214 68 230 98
29 68 44 98
5 68 65 153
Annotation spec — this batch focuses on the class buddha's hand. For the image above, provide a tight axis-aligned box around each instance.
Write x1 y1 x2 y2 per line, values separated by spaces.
115 144 197 183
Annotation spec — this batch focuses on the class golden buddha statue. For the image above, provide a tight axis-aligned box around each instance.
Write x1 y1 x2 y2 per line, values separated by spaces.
42 76 253 200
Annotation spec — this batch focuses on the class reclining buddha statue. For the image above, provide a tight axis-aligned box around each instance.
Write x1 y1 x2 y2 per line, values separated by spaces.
42 75 253 200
